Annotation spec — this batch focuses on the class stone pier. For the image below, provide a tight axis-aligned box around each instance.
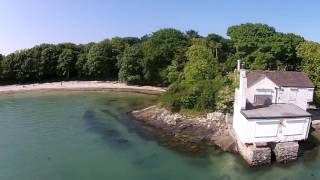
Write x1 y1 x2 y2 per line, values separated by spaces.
273 142 299 163
236 139 300 166
236 140 271 166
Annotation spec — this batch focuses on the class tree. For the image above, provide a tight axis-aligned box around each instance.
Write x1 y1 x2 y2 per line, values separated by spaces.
86 40 116 79
57 49 76 79
0 54 3 80
141 28 189 85
184 43 218 81
110 37 140 63
1 53 18 81
186 30 200 39
227 23 304 71
19 49 40 82
75 43 95 79
227 23 276 48
39 44 61 80
118 45 144 84
269 33 304 70
207 33 233 64
297 41 320 104
215 86 234 113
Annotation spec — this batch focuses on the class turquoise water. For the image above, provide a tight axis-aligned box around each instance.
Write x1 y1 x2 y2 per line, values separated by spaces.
0 91 319 180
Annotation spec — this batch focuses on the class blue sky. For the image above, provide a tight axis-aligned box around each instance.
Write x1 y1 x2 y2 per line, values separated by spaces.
0 0 319 55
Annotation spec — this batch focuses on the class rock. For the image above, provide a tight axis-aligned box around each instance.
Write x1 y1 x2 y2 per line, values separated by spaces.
312 120 320 125
130 106 234 153
214 135 236 152
207 112 225 121
312 120 320 131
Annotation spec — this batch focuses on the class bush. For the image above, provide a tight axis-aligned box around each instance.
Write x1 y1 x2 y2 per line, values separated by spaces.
215 86 234 113
160 76 228 112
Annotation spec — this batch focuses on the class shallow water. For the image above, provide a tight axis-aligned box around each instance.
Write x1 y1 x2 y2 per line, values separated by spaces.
0 91 319 180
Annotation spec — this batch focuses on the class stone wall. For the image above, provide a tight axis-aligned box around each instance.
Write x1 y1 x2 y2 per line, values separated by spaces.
273 142 299 163
236 138 271 166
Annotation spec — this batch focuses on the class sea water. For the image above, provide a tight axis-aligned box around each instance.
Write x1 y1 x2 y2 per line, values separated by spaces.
0 91 319 180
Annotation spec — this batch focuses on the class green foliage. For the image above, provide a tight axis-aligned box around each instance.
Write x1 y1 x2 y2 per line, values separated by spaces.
166 61 181 84
227 23 304 71
1 53 18 81
118 45 144 84
141 28 189 85
160 77 226 112
207 33 233 63
85 40 116 79
227 23 276 46
185 30 201 39
297 41 320 104
0 54 3 79
215 86 234 113
57 49 77 79
38 44 61 79
1 24 319 112
184 43 218 81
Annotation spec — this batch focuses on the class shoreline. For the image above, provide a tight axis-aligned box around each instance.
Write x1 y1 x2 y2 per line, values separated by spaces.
130 106 236 154
0 81 166 95
130 106 320 166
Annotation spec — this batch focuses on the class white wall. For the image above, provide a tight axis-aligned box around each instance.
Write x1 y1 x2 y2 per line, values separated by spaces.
278 87 314 110
246 76 314 110
237 117 311 143
246 77 278 104
233 103 250 143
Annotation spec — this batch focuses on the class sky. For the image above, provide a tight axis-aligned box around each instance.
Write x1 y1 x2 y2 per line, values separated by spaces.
0 0 319 55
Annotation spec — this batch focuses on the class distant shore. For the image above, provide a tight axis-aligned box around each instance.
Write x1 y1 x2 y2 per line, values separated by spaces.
0 81 166 95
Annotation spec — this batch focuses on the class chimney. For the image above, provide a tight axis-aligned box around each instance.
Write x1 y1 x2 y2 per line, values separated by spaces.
239 68 247 110
237 59 241 71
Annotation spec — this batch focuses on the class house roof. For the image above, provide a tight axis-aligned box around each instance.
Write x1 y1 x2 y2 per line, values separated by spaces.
246 70 315 88
241 103 311 119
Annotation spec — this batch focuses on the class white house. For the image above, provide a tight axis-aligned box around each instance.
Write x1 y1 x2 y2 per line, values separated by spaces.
233 62 315 144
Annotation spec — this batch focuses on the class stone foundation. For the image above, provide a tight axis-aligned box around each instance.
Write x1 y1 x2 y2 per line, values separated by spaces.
236 140 271 166
273 142 299 163
236 140 300 166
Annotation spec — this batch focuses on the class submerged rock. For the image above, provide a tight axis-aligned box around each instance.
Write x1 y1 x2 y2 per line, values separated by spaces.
130 106 236 154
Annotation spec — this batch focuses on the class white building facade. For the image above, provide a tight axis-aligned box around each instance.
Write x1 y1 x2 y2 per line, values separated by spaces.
233 67 314 144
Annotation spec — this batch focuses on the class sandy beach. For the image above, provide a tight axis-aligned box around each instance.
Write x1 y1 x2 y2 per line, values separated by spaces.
0 81 166 95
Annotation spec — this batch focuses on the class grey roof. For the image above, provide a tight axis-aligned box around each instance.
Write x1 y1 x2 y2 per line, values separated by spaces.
241 103 311 119
247 70 315 88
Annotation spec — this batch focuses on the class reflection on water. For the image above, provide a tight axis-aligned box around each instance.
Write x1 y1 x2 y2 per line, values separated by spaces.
83 109 131 149
0 91 319 180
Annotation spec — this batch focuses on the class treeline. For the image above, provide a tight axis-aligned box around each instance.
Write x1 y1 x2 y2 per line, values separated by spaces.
0 23 319 112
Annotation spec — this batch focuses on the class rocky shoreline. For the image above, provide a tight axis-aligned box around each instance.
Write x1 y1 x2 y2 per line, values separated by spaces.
131 106 320 166
130 106 236 154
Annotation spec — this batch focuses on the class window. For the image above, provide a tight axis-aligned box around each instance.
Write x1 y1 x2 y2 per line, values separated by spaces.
289 88 298 101
254 95 272 105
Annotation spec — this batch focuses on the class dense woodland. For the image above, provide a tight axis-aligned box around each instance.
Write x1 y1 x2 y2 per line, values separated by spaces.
1 23 320 113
